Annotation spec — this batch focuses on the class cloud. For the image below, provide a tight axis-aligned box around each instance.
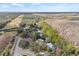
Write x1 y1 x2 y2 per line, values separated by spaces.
11 3 24 7
0 3 79 12
11 3 18 6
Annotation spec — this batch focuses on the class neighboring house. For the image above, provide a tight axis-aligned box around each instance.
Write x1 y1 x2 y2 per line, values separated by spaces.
46 43 55 50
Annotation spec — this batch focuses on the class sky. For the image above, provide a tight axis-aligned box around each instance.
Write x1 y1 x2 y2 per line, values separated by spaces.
0 3 79 12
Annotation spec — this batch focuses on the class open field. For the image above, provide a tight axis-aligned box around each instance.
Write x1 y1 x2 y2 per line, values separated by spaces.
0 12 79 56
45 16 79 47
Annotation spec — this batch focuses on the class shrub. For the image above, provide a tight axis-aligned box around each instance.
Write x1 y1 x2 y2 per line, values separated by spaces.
19 40 27 49
6 50 10 56
3 50 10 56
40 22 63 45
30 40 47 53
30 41 40 52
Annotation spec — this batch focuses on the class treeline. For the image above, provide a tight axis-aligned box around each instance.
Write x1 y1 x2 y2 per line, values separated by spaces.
20 15 44 26
23 14 44 19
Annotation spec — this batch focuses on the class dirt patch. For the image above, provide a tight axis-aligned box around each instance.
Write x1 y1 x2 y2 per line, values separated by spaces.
4 15 23 28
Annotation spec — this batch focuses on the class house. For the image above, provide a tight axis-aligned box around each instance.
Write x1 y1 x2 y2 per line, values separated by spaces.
46 43 55 50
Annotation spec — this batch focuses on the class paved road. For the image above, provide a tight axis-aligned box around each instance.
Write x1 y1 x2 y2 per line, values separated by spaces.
13 36 36 56
13 36 22 56
12 15 24 56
